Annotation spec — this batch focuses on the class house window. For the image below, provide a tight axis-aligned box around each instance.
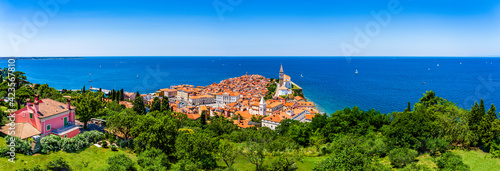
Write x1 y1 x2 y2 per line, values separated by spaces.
22 111 25 118
46 124 51 131
64 135 67 138
30 113 33 119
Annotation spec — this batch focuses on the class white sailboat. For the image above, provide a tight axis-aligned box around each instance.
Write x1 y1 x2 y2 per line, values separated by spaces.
137 74 139 78
355 69 358 74
301 73 303 77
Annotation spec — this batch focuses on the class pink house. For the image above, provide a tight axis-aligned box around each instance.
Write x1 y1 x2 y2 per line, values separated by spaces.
0 95 79 139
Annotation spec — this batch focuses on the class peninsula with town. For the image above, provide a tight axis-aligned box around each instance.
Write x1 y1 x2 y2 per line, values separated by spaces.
145 64 318 129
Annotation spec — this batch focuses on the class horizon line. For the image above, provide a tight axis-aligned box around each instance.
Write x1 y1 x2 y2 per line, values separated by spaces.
2 55 500 58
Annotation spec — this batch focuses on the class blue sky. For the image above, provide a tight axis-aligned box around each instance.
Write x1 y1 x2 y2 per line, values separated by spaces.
0 0 499 56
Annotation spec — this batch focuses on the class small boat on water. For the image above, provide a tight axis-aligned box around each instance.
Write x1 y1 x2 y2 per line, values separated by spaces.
355 69 358 74
89 73 92 75
301 73 303 77
89 80 92 82
137 74 139 78
437 64 439 67
428 68 431 71
460 62 462 65
422 82 426 84
100 65 102 68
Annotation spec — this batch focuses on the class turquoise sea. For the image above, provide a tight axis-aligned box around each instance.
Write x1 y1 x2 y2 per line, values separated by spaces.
3 57 500 114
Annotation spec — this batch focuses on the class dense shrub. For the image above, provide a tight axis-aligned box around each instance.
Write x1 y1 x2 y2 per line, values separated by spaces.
401 162 432 171
40 131 104 153
4 136 31 155
364 136 388 157
314 138 372 171
106 154 136 171
15 165 44 171
435 152 470 171
137 148 170 171
313 149 370 170
388 148 418 168
102 141 108 148
40 135 62 153
111 145 118 151
46 157 72 171
490 139 500 158
426 137 450 155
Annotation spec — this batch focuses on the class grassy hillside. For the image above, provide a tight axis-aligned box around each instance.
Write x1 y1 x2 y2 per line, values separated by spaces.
0 143 137 171
3 135 500 171
454 150 500 171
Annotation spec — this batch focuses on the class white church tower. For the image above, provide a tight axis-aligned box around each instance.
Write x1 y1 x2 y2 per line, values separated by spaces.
259 97 266 115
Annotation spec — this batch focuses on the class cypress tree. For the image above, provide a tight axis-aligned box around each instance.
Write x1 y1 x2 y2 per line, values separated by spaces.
132 91 146 114
161 97 170 112
480 104 498 149
82 85 86 93
404 102 411 112
200 111 207 125
120 89 124 101
480 99 486 117
99 88 102 92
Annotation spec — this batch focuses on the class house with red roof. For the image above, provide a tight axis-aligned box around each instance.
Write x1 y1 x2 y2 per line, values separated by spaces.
0 95 79 139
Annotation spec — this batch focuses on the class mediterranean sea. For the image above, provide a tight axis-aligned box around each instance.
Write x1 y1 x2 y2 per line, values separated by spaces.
3 57 500 114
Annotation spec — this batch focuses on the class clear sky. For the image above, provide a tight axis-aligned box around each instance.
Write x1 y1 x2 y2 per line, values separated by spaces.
0 0 499 56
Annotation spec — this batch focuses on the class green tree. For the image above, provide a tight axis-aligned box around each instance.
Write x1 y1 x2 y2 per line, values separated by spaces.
206 116 238 136
82 85 85 94
15 86 34 109
150 97 161 112
404 102 411 112
107 108 138 140
74 92 103 129
107 101 124 112
200 111 207 126
245 142 267 171
120 88 124 101
268 151 304 171
132 111 180 158
289 123 311 146
469 101 484 146
215 140 241 168
137 148 170 171
175 130 219 169
11 71 28 89
313 145 370 171
106 154 136 171
161 97 170 112
388 148 418 168
275 119 300 135
480 104 500 149
435 152 471 171
132 91 146 115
